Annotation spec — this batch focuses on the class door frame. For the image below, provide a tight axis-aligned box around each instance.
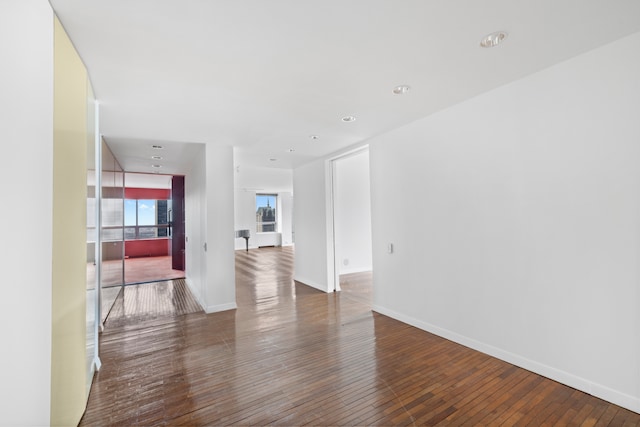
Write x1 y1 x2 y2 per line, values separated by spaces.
326 145 371 292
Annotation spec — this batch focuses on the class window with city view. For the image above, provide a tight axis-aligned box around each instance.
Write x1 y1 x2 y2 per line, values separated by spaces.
256 194 277 232
124 199 171 240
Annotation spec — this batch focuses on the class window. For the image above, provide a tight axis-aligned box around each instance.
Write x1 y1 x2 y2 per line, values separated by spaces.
256 194 277 232
124 199 171 239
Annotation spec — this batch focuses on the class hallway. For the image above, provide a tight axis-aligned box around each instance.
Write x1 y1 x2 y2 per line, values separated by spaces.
80 247 640 425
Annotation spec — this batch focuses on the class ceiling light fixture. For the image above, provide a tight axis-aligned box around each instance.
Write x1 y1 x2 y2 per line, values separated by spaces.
393 85 410 95
342 116 356 122
151 164 162 168
480 31 508 48
151 144 164 149
269 158 277 162
309 135 319 140
151 155 163 160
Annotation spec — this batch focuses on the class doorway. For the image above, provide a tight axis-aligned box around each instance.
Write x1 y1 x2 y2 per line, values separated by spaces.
123 173 186 284
331 148 373 304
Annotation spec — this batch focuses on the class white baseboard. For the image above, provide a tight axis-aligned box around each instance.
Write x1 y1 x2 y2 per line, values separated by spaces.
204 302 237 314
185 278 237 314
339 266 372 275
372 304 640 414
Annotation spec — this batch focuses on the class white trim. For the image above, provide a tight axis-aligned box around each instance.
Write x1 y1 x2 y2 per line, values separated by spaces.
204 302 237 314
325 159 338 292
339 266 372 275
372 304 640 414
93 105 102 372
326 145 371 294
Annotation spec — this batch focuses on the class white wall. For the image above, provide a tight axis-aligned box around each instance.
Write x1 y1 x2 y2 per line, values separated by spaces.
369 32 640 412
233 164 293 250
205 144 237 312
0 1 53 425
124 172 172 189
235 164 293 192
280 192 294 246
334 150 372 275
293 159 332 292
185 142 236 313
185 144 207 306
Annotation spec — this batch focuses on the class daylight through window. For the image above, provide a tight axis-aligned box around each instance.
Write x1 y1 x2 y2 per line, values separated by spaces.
256 194 277 232
124 199 171 239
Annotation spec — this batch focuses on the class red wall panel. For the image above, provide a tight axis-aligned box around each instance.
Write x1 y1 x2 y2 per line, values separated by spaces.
125 238 170 258
125 187 171 200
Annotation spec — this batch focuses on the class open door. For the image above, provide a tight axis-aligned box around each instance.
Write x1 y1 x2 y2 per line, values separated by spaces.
171 176 185 271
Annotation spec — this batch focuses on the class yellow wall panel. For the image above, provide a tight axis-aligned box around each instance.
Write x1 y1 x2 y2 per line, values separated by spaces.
51 16 89 426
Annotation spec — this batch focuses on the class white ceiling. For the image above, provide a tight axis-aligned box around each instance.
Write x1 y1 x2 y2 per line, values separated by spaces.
50 0 640 174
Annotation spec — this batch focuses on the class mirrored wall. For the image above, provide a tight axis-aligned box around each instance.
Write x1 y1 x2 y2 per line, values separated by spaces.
100 139 124 320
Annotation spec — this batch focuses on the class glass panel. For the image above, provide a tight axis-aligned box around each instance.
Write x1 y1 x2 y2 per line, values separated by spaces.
124 199 136 226
102 228 124 241
138 226 158 239
102 198 123 227
157 200 169 237
124 227 136 240
101 141 124 292
137 199 156 225
256 194 277 233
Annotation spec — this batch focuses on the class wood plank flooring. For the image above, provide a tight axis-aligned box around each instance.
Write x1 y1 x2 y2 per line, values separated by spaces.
124 256 186 285
80 247 640 426
105 279 201 329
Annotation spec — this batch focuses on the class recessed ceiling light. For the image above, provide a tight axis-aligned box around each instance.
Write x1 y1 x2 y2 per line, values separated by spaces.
151 144 164 149
480 31 508 48
393 85 410 95
151 164 162 168
309 135 319 140
151 155 163 160
342 116 356 122
269 158 277 162
285 148 295 153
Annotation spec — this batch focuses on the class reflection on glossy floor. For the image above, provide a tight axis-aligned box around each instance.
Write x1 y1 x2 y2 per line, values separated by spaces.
340 270 372 305
105 279 202 329
87 256 185 288
87 256 185 287
80 247 640 426
124 255 186 284
101 286 123 323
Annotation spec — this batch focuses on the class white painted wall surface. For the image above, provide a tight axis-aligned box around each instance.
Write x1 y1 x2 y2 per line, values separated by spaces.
185 144 207 307
124 172 172 189
234 189 256 244
204 144 237 312
235 164 293 193
369 32 640 412
280 192 294 246
233 163 294 250
0 1 53 424
334 150 372 274
293 160 331 292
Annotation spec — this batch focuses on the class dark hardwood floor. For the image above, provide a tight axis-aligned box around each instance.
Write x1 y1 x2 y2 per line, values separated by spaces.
80 246 640 426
